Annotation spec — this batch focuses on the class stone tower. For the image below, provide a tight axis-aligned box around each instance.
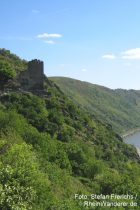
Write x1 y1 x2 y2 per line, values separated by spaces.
18 59 44 91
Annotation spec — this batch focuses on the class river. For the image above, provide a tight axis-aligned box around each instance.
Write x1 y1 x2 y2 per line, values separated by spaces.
124 131 140 156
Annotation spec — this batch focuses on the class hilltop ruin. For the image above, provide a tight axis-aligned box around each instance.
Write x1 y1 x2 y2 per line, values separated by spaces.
17 59 44 91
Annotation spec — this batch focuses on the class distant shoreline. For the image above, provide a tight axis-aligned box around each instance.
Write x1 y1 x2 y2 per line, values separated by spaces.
121 128 140 139
122 128 140 157
136 147 140 156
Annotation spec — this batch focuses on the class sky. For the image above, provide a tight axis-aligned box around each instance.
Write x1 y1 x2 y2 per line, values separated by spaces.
0 0 140 89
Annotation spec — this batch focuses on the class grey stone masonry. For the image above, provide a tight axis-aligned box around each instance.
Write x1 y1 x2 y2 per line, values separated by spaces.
17 59 44 91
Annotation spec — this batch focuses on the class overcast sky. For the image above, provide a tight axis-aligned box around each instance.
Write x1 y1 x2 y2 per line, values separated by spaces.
1 0 140 89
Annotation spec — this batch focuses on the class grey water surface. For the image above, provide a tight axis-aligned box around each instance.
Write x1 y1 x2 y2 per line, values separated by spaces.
124 132 140 156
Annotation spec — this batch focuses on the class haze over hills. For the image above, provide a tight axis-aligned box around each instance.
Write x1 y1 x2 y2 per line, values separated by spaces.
50 77 140 134
0 49 140 209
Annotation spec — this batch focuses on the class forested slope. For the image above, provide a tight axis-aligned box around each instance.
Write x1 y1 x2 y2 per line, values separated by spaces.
0 49 140 209
50 77 140 134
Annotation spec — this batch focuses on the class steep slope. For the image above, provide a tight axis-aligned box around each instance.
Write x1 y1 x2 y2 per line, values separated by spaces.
50 77 140 134
0 50 140 209
0 48 27 72
0 48 27 90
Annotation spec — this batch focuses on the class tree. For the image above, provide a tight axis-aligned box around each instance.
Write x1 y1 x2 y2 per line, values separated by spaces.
0 142 50 210
0 60 16 87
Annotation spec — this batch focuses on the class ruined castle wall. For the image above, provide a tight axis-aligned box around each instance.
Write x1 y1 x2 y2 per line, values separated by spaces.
28 60 44 89
17 59 44 91
18 70 30 91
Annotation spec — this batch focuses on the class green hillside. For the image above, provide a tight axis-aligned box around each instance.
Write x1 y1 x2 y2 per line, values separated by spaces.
0 48 27 90
50 77 140 134
0 50 140 209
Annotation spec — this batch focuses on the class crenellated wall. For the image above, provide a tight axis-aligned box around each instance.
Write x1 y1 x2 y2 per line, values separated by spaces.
17 59 44 90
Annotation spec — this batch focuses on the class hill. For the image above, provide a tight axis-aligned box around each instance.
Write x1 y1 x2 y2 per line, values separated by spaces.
0 49 140 209
50 77 140 134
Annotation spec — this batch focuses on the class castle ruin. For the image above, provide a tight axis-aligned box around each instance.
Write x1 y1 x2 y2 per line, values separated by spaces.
18 59 44 91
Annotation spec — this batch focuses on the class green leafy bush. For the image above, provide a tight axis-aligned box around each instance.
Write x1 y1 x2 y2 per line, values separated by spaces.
0 60 16 85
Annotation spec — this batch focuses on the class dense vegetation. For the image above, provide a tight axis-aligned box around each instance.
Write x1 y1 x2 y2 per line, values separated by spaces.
0 49 27 90
50 77 140 134
0 49 140 209
0 48 27 73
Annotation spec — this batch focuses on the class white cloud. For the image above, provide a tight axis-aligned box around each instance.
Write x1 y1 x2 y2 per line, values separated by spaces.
37 33 62 39
102 54 116 59
81 68 87 72
44 40 55 44
121 48 140 59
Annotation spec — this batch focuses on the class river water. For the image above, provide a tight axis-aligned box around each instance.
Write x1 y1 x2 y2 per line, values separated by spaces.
124 131 140 156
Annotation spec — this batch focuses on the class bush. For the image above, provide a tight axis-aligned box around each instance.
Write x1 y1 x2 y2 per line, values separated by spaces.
0 60 16 84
